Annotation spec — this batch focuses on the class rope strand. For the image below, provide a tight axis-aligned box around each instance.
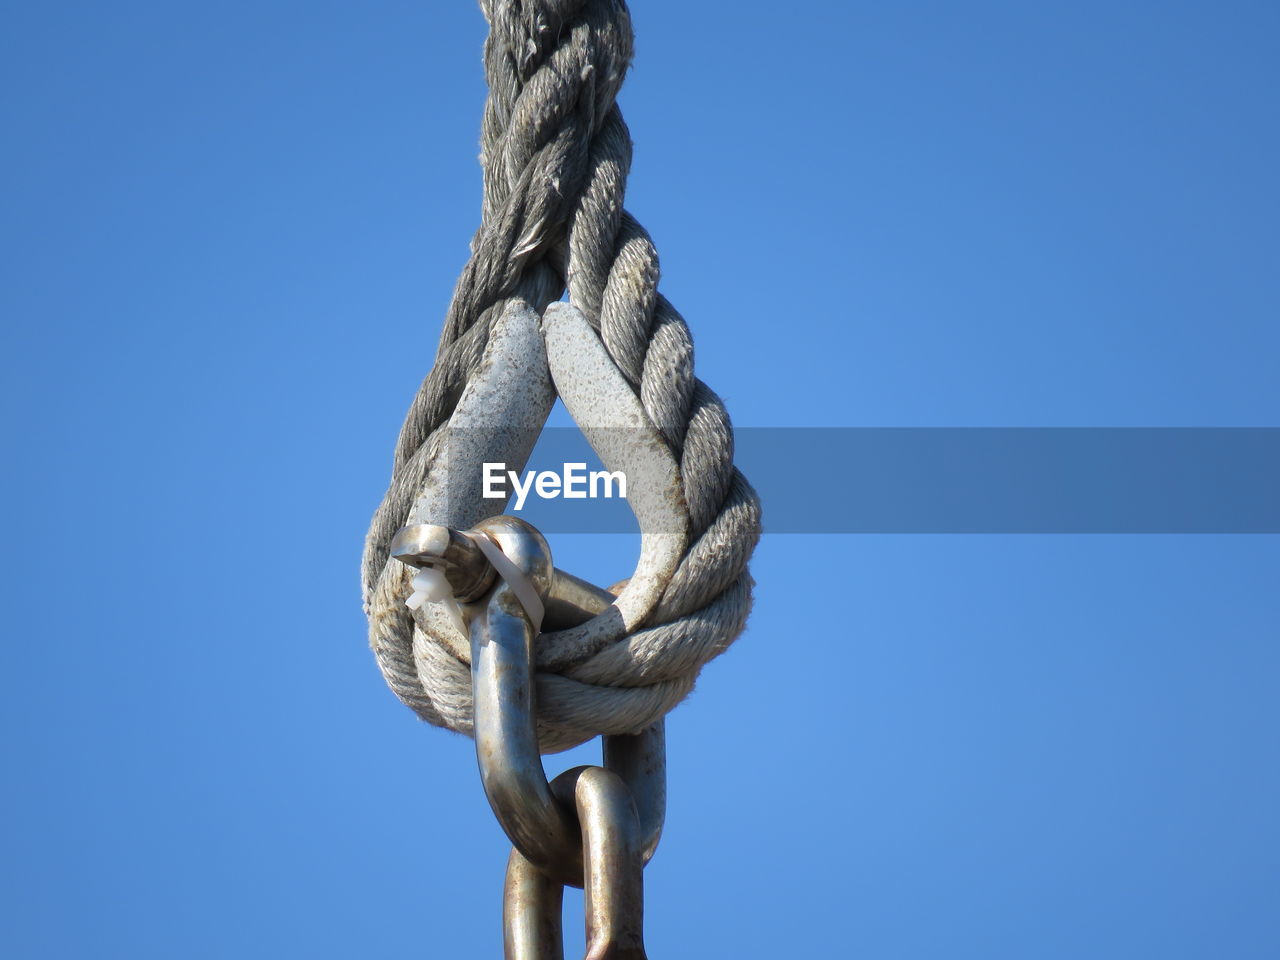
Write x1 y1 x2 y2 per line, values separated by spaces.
363 0 760 752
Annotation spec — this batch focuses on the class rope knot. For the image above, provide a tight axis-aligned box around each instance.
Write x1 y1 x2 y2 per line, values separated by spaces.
362 0 759 753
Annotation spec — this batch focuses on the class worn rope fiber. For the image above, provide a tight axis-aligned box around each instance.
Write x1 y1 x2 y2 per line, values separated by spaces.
362 0 761 753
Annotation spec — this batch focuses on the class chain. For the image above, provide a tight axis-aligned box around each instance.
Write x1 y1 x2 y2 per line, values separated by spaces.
391 515 664 959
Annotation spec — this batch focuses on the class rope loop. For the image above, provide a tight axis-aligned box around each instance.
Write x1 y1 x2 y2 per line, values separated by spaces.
362 0 760 752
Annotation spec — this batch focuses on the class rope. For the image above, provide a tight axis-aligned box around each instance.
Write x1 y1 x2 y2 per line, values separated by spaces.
362 0 761 753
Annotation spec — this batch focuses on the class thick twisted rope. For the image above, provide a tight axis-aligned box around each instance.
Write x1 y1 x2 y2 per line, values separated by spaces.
362 0 761 753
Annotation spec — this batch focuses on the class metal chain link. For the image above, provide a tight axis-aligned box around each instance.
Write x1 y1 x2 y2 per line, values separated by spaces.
391 516 665 958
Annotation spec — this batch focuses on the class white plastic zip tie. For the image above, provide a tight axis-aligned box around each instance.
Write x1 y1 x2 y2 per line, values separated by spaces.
406 566 468 638
467 533 545 632
403 533 544 636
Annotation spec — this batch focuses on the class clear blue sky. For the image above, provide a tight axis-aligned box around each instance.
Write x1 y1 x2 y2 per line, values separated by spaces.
3 2 1278 957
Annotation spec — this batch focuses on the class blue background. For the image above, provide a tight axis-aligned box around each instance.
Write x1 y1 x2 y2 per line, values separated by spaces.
3 1 1278 956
